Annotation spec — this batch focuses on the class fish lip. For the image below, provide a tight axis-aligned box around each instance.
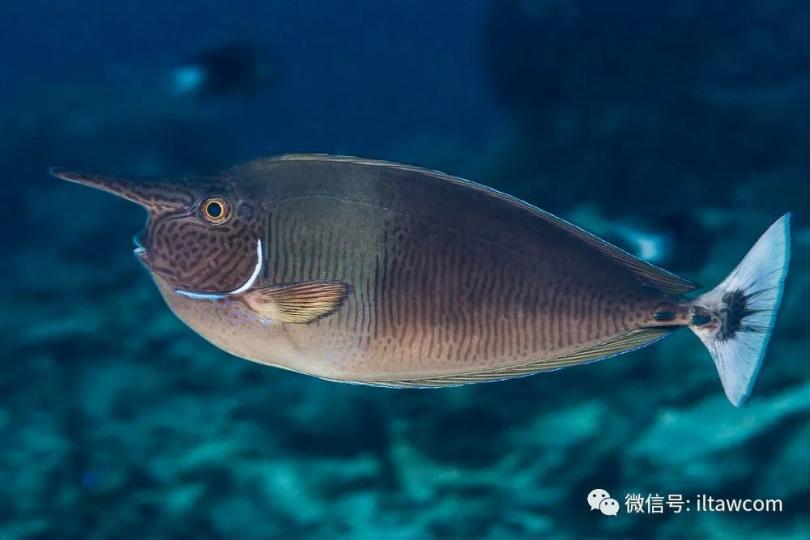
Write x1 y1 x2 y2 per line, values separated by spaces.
133 230 147 251
133 230 149 266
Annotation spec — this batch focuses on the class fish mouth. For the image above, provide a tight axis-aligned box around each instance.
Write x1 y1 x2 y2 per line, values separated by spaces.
132 229 149 264
133 230 146 251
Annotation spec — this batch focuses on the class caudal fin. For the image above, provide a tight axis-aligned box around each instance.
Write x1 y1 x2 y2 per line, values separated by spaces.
690 214 791 407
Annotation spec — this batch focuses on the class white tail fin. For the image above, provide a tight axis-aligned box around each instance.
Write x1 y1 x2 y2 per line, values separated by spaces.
690 214 791 407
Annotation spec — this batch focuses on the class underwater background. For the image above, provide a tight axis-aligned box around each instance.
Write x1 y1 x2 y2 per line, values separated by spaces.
1 1 808 538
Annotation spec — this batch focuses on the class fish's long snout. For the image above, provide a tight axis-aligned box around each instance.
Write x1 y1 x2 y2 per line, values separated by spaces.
49 167 195 211
51 168 147 208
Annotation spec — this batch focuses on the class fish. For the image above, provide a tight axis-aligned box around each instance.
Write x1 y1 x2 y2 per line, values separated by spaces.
170 43 277 99
50 155 791 406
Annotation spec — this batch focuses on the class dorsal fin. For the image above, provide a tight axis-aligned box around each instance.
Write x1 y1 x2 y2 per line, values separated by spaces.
268 154 697 294
538 213 698 294
352 327 672 388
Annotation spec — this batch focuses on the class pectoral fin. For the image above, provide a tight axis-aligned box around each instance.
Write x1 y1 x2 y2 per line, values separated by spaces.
243 281 351 323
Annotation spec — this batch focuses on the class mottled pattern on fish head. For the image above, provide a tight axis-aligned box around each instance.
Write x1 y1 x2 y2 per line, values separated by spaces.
51 169 264 293
144 186 264 292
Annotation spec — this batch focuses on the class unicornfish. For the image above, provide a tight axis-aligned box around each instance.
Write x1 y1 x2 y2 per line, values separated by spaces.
51 155 791 406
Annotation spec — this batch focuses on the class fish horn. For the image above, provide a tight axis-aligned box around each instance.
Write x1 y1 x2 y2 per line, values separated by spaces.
49 167 195 211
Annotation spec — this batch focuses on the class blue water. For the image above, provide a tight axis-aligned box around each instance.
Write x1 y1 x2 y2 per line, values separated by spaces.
1 1 808 538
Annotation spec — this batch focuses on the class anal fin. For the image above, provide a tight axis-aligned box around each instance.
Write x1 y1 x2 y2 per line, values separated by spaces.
360 327 672 388
243 281 350 324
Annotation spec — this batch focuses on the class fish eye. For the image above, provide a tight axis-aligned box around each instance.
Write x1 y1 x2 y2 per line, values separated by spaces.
200 197 230 224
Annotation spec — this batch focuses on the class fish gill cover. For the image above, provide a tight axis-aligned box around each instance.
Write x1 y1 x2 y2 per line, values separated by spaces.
0 0 808 538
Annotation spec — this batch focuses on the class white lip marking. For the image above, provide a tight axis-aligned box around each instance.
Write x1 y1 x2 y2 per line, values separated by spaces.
174 239 263 301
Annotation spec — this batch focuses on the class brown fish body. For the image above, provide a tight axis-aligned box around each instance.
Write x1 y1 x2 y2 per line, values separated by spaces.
52 154 791 404
151 155 688 384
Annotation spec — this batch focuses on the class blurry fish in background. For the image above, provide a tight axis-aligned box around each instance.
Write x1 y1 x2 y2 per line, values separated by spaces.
170 44 279 99
0 79 237 239
567 206 672 265
567 206 712 273
0 45 279 204
609 224 670 265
